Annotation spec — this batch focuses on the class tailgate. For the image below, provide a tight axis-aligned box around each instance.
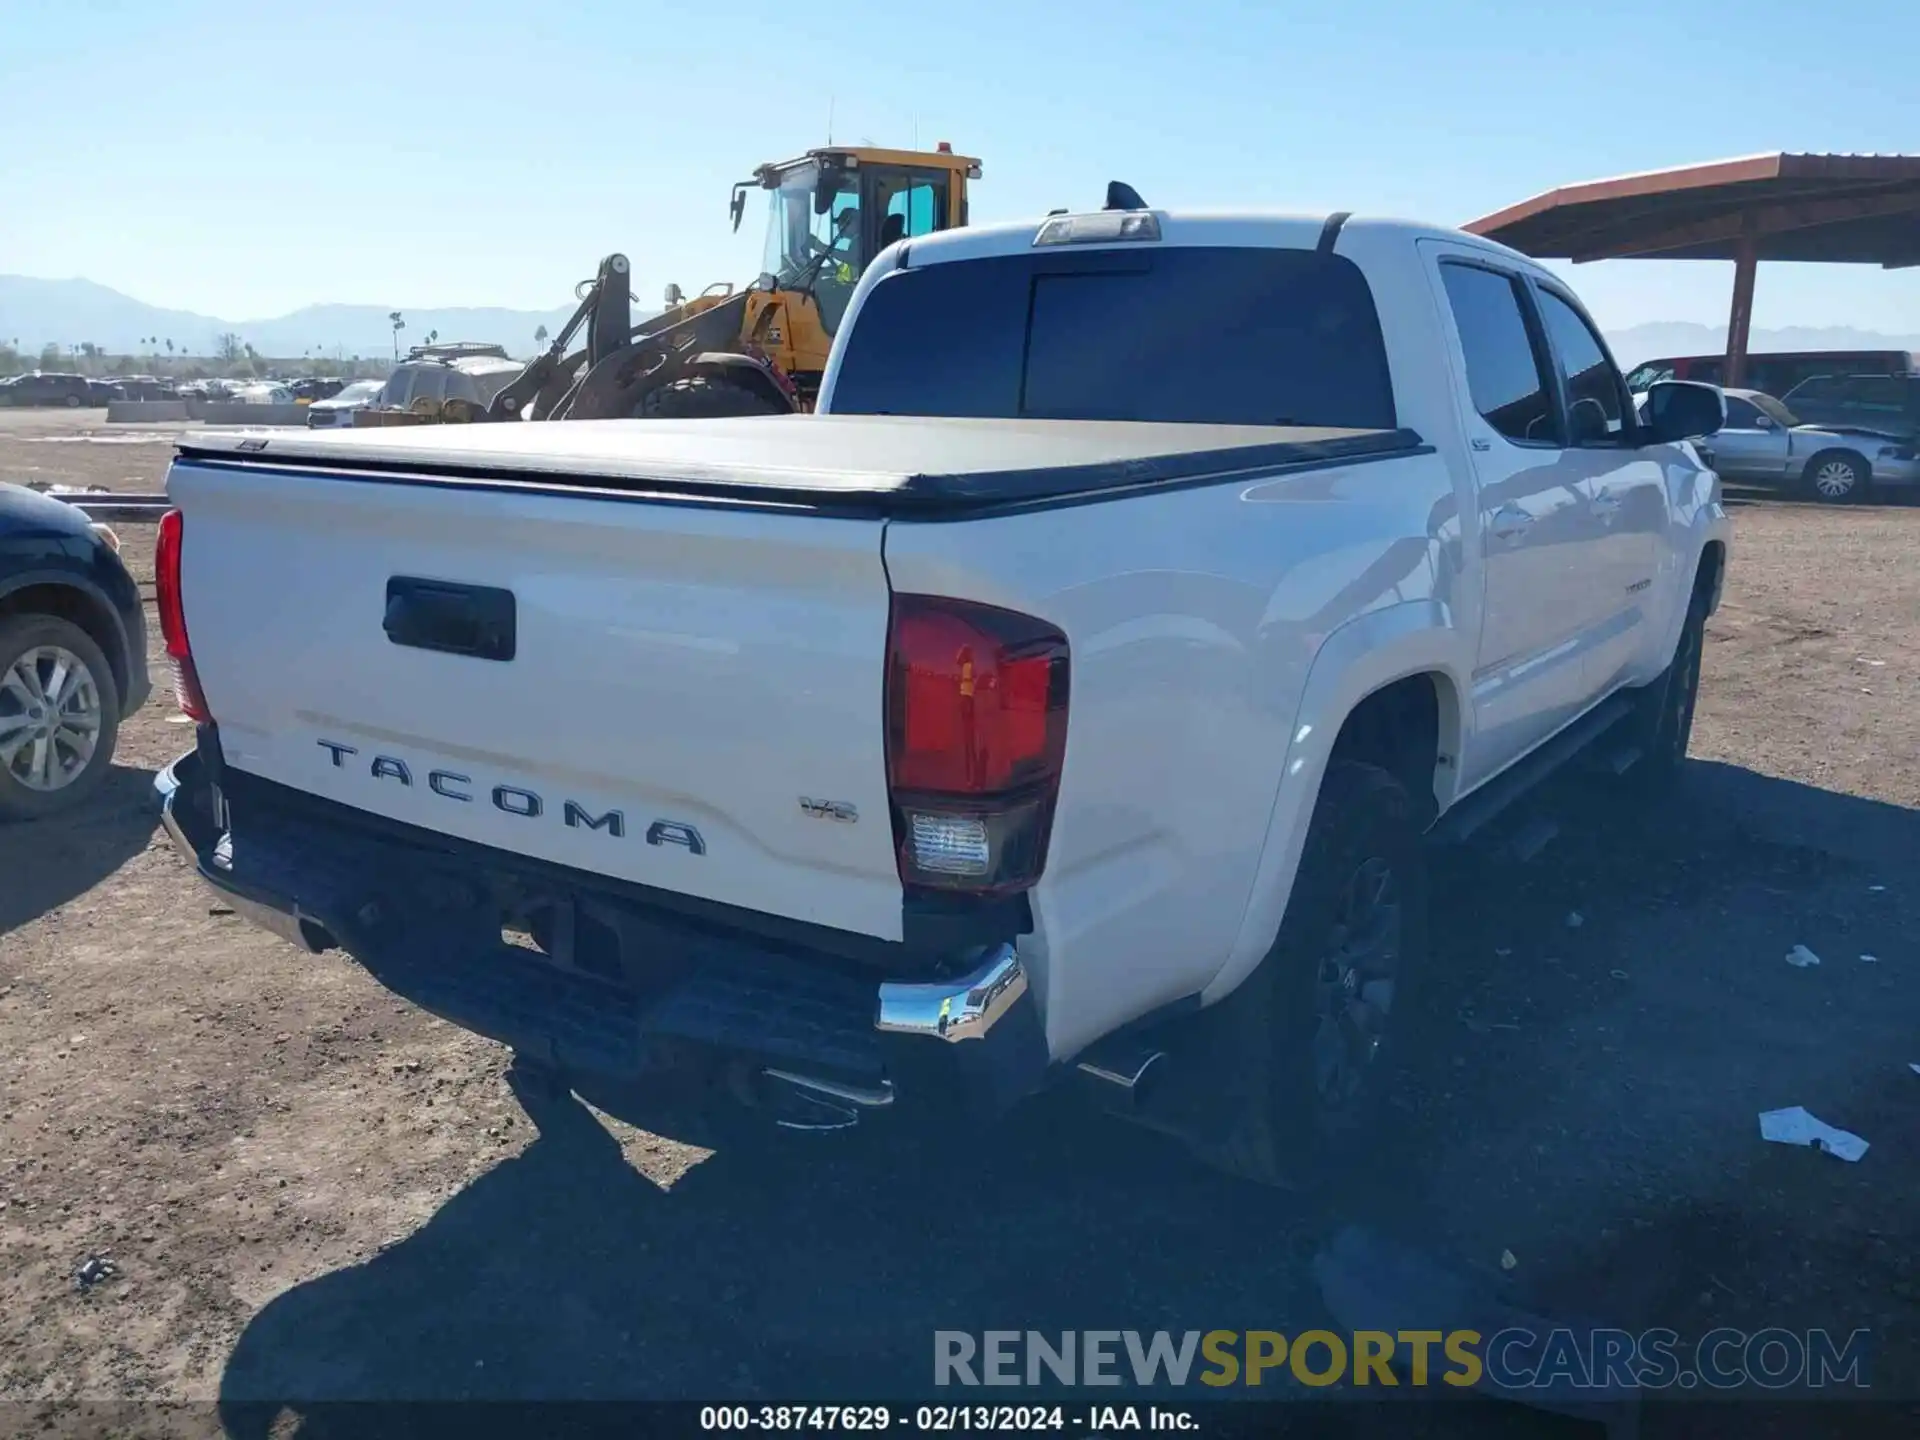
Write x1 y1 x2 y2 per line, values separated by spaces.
168 460 905 941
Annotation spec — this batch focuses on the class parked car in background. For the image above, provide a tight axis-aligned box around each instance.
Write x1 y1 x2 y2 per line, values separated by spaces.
91 377 179 403
231 382 295 406
1623 349 1916 396
1778 373 1920 440
288 377 346 403
305 379 384 428
0 483 151 819
1688 388 1917 502
361 354 523 424
2 372 94 408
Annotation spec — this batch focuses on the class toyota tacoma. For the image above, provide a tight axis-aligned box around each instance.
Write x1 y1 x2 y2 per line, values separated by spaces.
153 201 1730 1182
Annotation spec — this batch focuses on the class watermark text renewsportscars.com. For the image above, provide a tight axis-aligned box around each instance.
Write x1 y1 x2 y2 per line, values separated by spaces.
934 1328 1871 1391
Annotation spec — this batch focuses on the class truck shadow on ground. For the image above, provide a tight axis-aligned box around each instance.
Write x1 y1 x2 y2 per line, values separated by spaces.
214 759 1920 1432
0 763 160 934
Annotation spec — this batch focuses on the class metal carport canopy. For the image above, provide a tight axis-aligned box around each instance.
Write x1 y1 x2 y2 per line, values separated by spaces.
1463 152 1920 387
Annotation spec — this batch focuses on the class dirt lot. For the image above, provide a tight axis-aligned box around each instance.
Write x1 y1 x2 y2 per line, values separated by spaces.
2 407 1917 1430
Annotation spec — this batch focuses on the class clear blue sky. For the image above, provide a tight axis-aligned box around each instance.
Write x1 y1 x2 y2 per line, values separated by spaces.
4 0 1917 334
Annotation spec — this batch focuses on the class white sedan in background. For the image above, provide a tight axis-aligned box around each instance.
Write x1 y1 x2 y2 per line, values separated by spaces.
305 379 384 428
1635 387 1917 502
231 382 294 406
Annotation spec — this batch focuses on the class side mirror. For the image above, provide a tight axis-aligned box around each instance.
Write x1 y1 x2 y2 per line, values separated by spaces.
729 183 748 234
1752 413 1773 429
663 282 685 307
1643 380 1724 444
814 167 845 216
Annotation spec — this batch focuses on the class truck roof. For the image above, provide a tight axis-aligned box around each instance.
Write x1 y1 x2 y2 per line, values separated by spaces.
892 211 1538 268
175 415 1422 517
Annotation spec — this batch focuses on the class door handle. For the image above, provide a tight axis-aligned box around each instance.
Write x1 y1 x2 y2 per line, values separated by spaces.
1488 504 1534 541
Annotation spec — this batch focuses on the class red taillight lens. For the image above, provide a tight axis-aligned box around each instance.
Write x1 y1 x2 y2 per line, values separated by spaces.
154 509 212 722
885 594 1068 895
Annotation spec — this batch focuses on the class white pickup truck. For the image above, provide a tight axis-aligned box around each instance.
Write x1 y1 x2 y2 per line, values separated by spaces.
154 204 1731 1183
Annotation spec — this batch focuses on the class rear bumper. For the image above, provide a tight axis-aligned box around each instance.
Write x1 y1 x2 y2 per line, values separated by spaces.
154 743 1048 1122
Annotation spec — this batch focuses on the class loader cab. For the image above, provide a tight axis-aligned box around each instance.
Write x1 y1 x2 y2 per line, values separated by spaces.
746 145 978 338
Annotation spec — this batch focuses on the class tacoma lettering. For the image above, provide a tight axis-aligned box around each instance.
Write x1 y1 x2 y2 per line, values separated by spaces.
314 739 694 851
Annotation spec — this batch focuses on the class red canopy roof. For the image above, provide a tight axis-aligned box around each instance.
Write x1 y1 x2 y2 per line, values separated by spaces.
1465 153 1920 267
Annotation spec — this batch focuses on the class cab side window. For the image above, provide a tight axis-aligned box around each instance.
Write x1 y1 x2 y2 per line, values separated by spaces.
877 175 950 251
1536 287 1627 445
1439 261 1558 445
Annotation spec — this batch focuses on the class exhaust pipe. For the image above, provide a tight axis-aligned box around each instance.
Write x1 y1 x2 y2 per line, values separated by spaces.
751 1067 895 1133
1074 1043 1166 1116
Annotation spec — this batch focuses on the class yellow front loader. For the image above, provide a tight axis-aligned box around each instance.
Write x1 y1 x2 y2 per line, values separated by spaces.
488 143 980 422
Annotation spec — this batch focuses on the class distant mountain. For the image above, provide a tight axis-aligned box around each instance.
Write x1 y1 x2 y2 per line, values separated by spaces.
7 272 1917 372
0 275 578 359
1606 320 1920 367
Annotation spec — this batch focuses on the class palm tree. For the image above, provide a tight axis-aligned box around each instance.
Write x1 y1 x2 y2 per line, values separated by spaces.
534 324 549 348
389 311 405 360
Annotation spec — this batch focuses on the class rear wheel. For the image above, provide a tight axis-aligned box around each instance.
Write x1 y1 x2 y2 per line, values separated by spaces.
0 614 120 822
634 375 787 420
1208 761 1427 1188
1802 449 1868 502
64 393 82 408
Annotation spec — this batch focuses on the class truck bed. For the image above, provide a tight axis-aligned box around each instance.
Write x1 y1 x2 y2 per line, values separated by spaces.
175 414 1425 516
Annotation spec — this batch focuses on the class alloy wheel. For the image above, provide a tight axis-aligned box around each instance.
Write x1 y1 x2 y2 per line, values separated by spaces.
1312 854 1401 1118
0 644 104 792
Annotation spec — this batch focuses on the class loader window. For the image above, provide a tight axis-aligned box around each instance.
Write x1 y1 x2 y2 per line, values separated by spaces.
763 164 860 286
877 174 949 247
763 162 863 332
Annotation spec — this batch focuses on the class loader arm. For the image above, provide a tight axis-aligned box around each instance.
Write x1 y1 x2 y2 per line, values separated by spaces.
486 254 636 421
548 289 789 421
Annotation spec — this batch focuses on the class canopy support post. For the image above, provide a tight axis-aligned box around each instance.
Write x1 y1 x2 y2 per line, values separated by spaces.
1725 222 1759 388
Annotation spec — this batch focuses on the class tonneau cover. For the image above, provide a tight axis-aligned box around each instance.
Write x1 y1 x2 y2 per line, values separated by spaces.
176 414 1423 515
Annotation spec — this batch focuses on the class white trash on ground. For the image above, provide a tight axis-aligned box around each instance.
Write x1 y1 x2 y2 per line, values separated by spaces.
1758 1107 1868 1162
1785 944 1822 968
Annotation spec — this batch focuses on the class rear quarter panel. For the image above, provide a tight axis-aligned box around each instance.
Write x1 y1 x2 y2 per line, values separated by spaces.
882 448 1469 1060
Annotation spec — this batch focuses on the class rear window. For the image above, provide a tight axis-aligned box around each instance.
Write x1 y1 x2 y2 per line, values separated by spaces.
829 246 1397 429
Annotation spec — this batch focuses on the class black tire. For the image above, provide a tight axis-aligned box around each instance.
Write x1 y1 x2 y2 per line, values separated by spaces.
1801 448 1869 503
63 393 82 408
1622 579 1709 798
0 613 120 822
1207 761 1428 1188
634 374 787 420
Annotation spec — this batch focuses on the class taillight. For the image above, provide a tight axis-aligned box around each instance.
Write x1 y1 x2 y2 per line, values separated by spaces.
885 594 1069 895
154 509 212 722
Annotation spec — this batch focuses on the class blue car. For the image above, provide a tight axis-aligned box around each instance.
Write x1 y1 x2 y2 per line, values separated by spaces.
0 484 151 818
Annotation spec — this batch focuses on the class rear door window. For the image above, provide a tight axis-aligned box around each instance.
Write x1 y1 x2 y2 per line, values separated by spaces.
830 246 1397 429
1437 261 1557 445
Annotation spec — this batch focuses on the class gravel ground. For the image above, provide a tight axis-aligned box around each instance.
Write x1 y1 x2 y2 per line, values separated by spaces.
1 408 1916 1433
